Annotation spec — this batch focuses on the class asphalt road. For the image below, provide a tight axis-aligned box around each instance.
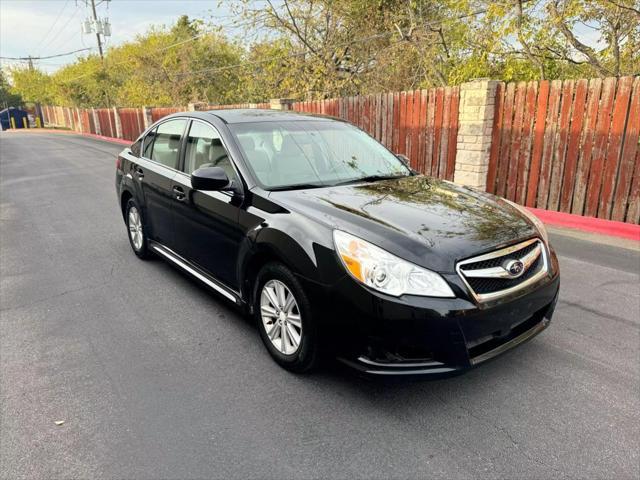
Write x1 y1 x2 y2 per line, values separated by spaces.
1 131 639 480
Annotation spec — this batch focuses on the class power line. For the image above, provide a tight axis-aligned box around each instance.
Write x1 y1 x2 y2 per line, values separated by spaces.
33 0 71 54
42 5 83 54
0 48 94 61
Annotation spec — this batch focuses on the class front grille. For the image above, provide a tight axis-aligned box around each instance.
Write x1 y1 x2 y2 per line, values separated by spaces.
457 238 548 302
466 254 543 294
461 241 539 271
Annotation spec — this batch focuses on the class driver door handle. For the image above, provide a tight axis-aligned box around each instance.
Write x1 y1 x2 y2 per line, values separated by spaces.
173 185 185 201
133 166 144 178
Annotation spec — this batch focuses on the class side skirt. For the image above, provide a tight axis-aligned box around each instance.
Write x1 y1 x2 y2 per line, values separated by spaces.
149 240 244 307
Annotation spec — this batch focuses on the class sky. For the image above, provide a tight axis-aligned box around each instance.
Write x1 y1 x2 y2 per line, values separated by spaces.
0 0 251 73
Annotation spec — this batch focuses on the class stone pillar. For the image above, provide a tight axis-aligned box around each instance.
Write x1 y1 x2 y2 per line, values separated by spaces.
112 106 123 139
91 108 101 135
453 79 499 190
142 107 153 130
269 98 295 110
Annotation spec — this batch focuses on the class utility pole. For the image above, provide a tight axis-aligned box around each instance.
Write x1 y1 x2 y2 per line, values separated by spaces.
80 0 111 105
89 0 104 60
80 0 110 61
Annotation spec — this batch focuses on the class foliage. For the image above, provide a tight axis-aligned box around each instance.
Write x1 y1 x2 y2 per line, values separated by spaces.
4 2 639 106
0 71 22 107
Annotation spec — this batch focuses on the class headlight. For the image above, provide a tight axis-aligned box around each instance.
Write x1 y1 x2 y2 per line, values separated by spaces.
504 199 549 244
333 230 455 298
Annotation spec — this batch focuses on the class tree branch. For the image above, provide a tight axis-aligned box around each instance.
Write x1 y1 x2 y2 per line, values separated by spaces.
549 0 612 76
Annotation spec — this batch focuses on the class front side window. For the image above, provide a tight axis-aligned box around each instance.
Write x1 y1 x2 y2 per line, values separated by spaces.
149 120 187 169
184 121 237 182
229 120 410 190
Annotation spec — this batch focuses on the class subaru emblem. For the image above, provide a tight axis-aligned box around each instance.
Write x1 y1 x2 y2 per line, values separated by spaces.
504 259 525 278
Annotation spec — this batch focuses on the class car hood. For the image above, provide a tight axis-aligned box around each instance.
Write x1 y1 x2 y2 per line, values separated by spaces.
269 175 537 273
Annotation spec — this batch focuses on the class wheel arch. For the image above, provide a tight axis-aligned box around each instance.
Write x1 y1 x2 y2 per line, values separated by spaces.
120 189 133 219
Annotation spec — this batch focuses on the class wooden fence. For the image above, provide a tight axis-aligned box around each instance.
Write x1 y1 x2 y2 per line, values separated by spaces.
488 76 639 224
40 77 639 224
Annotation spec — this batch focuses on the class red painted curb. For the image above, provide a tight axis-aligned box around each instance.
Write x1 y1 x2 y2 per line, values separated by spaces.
5 128 131 146
81 132 131 145
527 207 640 242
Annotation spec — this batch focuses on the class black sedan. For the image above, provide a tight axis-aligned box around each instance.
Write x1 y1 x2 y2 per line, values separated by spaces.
115 109 559 375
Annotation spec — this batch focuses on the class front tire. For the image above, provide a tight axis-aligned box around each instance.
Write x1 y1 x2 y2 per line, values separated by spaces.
254 262 319 373
125 198 151 259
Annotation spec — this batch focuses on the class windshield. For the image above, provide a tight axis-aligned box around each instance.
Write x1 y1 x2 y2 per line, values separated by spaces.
229 120 410 190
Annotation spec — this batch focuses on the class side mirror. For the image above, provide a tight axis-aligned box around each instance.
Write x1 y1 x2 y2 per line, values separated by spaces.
191 166 231 191
396 154 410 167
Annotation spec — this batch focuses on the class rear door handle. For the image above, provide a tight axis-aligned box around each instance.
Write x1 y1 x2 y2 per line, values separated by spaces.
173 185 185 201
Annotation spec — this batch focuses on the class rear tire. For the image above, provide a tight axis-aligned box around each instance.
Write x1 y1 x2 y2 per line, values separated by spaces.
125 198 151 259
254 262 320 373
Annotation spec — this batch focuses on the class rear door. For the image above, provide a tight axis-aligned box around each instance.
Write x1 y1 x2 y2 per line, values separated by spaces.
135 118 188 248
170 119 244 289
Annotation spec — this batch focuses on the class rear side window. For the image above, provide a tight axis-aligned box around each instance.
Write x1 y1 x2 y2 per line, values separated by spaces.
150 120 187 169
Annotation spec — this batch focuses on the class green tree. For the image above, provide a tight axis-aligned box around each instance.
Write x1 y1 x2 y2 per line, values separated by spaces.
0 71 22 107
7 68 54 105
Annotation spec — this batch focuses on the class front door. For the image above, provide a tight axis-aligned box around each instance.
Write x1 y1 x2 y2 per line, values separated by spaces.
171 120 244 289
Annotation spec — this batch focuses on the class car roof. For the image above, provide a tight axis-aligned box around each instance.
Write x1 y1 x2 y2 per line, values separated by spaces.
190 108 341 124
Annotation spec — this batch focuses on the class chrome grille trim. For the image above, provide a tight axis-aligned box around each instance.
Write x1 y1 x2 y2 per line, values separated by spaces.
456 238 549 303
464 243 542 279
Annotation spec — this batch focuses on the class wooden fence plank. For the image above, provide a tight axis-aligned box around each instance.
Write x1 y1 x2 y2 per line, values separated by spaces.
496 82 516 197
515 81 538 204
571 78 602 215
414 90 423 169
445 87 459 180
506 82 527 201
524 81 549 206
487 82 505 194
626 151 640 223
391 92 399 152
537 80 563 209
584 77 617 218
438 88 452 178
612 77 640 222
386 93 394 153
432 88 445 177
559 79 588 213
381 93 389 148
417 90 427 173
424 89 435 175
548 80 575 211
411 90 421 166
598 76 634 219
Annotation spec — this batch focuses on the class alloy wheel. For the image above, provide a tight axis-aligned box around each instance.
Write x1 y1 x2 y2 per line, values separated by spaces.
260 279 302 355
128 206 143 251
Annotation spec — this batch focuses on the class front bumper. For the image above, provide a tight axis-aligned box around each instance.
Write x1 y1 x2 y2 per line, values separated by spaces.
304 248 560 377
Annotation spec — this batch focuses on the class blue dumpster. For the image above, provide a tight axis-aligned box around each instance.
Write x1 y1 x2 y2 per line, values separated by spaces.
0 108 29 130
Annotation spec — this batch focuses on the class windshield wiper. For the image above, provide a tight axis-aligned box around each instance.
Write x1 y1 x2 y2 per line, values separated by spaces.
333 173 410 186
268 183 328 191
